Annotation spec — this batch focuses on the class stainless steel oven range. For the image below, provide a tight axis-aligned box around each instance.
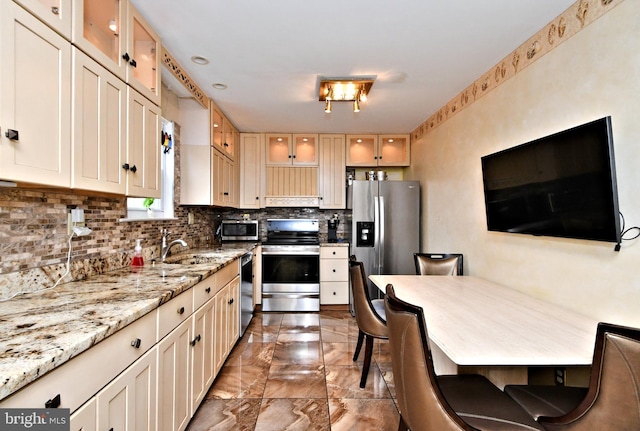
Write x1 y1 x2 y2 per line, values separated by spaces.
261 219 320 312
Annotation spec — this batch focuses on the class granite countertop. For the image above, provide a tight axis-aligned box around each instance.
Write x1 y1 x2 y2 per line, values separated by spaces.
0 244 255 402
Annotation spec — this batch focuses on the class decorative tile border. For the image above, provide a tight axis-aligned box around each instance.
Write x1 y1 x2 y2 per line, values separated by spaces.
411 0 624 141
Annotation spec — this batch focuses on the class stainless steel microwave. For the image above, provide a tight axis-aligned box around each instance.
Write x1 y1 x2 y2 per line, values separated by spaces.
220 220 259 241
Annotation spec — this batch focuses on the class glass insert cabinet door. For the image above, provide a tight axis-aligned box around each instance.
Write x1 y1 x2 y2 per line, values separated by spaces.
73 0 161 105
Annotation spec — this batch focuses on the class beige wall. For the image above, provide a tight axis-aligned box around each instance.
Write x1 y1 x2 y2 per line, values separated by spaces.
406 0 640 327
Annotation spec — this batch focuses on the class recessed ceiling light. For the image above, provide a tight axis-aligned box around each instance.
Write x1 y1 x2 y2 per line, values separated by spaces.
212 83 228 90
191 56 209 65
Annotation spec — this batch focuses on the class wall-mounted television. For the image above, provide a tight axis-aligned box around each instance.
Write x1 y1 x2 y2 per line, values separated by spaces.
481 116 621 244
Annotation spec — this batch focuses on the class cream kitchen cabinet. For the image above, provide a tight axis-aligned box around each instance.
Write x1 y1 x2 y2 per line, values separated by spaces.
211 106 235 160
126 87 161 198
72 48 127 194
318 134 346 209
213 148 235 207
0 309 157 413
239 133 263 208
70 398 96 431
14 0 72 39
0 1 71 187
72 0 161 106
265 133 318 166
191 297 215 412
346 134 410 167
180 145 232 207
320 246 349 305
96 346 157 431
214 275 240 374
158 316 192 431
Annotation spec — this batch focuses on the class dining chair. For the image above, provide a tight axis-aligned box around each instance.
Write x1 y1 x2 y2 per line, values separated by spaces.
414 253 463 275
506 322 640 431
384 283 545 431
349 257 388 388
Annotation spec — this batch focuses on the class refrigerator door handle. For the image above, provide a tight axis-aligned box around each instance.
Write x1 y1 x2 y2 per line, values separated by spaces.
374 195 380 272
379 195 385 273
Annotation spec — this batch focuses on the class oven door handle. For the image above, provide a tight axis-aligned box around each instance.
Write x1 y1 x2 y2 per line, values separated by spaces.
261 249 320 256
261 293 320 299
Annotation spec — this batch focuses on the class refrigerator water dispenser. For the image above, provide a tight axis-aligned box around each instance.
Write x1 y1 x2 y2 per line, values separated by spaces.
356 221 375 247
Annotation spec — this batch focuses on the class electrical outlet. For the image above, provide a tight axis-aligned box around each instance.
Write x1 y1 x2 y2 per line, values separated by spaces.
555 367 566 386
188 212 194 225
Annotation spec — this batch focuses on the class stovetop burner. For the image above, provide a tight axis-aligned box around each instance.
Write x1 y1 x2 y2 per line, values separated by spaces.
265 218 319 246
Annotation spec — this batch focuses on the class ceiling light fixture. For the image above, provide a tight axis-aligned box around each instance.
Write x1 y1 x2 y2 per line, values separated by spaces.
212 82 228 90
191 55 209 65
318 76 374 113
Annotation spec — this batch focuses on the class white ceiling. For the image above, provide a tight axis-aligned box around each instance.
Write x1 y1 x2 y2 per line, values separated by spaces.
131 0 575 134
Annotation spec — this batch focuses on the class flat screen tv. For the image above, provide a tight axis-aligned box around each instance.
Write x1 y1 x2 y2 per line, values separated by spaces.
481 116 621 244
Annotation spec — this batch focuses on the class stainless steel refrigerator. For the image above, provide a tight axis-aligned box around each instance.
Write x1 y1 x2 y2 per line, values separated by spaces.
348 180 420 303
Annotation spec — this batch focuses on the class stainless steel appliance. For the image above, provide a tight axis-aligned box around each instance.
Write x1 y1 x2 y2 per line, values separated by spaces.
220 219 259 242
261 219 320 312
348 180 420 302
240 252 253 336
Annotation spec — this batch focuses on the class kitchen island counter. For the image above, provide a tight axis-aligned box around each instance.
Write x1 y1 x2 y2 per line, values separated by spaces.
0 244 256 402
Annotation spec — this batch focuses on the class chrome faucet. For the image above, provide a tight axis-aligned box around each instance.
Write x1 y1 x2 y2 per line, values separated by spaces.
161 229 187 262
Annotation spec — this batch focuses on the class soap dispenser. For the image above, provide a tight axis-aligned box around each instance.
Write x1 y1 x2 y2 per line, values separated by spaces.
132 239 144 267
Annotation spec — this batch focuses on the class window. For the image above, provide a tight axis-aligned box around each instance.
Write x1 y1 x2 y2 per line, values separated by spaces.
125 119 175 220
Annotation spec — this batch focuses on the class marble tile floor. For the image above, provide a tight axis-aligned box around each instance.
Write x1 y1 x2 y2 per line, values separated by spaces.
186 310 400 431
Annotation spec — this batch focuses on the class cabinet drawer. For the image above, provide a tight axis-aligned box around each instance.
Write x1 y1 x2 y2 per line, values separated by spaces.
321 260 348 281
320 281 349 304
217 261 239 287
320 246 349 259
193 276 217 311
158 290 194 340
0 310 157 413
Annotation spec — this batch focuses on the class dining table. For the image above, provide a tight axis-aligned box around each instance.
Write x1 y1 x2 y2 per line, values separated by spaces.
368 275 599 388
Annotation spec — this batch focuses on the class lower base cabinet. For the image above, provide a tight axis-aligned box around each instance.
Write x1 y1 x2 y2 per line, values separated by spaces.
97 347 157 431
158 317 192 431
70 398 96 431
66 263 242 431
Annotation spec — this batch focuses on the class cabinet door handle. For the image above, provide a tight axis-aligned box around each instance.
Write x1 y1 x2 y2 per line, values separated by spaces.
129 58 137 68
178 306 185 315
122 52 130 62
122 163 130 171
223 143 229 147
4 129 19 141
332 269 336 272
45 394 61 408
191 334 201 346
51 6 59 15
205 287 211 294
228 298 234 305
131 338 142 349
130 165 137 173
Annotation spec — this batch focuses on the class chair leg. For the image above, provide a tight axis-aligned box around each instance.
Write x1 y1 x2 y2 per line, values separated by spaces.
353 329 365 361
360 335 374 388
397 416 409 431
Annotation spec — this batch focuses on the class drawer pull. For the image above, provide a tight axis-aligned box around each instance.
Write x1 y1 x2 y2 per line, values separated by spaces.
45 394 61 408
131 338 142 349
205 287 211 294
5 129 19 141
332 269 336 272
178 306 185 315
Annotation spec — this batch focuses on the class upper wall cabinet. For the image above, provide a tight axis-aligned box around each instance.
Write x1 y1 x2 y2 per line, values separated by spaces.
14 0 72 39
265 134 318 166
71 48 127 194
0 1 71 187
126 87 161 198
72 0 161 106
346 134 410 167
211 106 235 160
